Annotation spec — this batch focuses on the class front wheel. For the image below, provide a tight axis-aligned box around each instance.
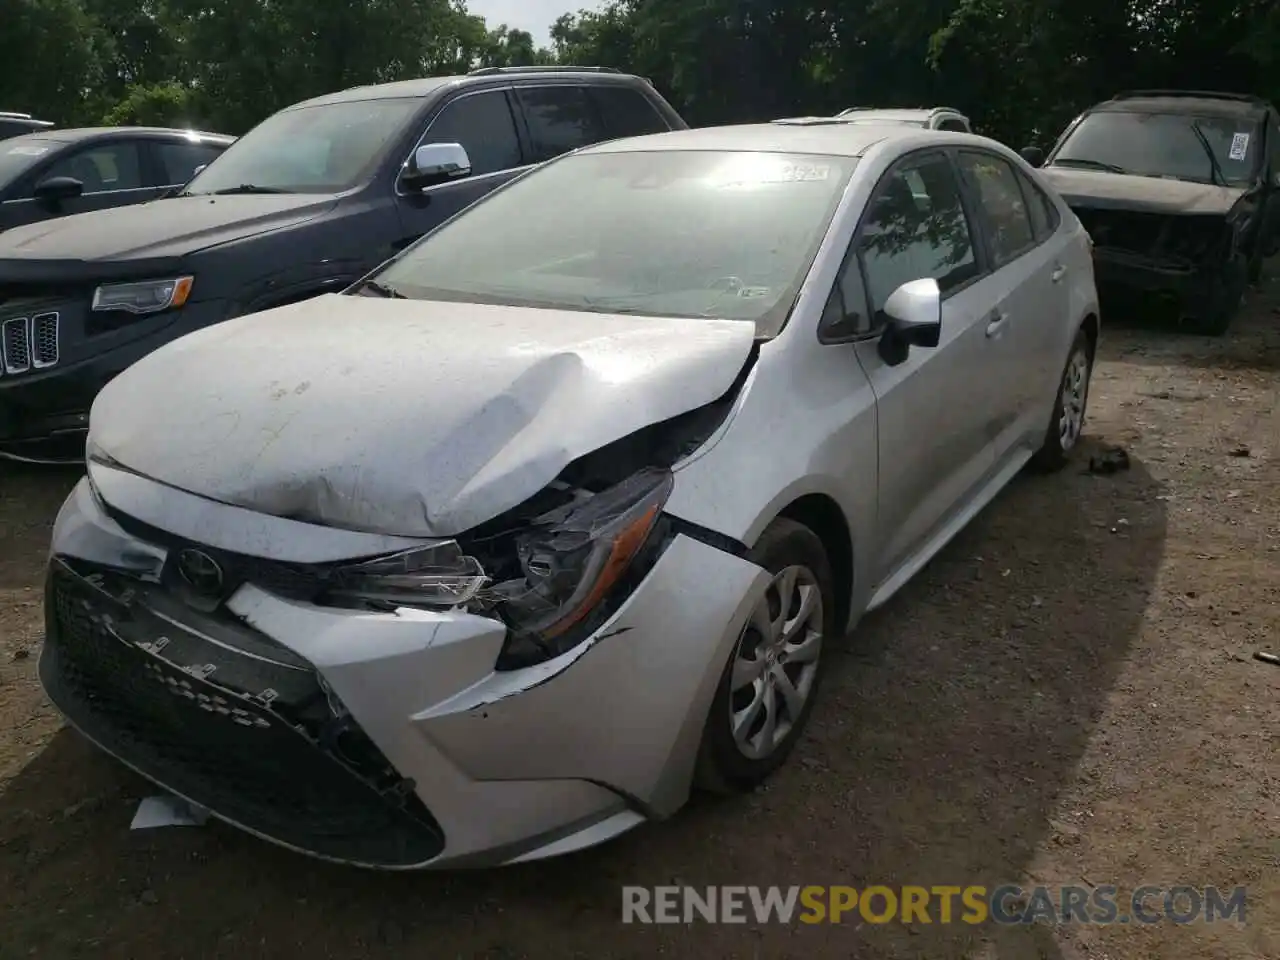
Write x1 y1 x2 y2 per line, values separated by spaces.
694 518 835 794
1031 327 1093 473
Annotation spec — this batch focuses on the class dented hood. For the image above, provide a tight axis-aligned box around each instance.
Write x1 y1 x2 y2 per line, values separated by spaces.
1039 166 1246 215
88 294 756 537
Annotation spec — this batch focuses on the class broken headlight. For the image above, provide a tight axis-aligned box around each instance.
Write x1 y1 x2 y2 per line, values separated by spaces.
494 467 674 667
329 541 487 609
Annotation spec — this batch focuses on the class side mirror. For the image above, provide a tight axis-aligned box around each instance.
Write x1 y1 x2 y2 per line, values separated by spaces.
402 142 471 189
33 176 83 204
877 278 941 365
1019 146 1045 168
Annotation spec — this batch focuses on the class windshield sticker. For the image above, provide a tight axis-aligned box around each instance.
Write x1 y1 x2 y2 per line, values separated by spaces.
6 145 48 156
1229 132 1250 161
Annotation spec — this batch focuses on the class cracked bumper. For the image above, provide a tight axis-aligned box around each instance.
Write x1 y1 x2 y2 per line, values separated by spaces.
41 477 767 868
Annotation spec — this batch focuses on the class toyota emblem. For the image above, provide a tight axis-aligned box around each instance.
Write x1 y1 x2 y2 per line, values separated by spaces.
176 548 224 595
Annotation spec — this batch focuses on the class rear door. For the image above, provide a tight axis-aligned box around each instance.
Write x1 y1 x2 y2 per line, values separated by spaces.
587 84 674 140
392 88 530 252
150 138 228 191
512 84 611 163
0 137 163 230
955 149 1062 461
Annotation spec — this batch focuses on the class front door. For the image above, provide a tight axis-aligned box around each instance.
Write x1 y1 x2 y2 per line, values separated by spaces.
393 88 531 255
0 139 163 231
843 150 999 584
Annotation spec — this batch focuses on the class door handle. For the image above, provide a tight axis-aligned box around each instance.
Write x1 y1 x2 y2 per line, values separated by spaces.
1050 264 1067 283
985 310 1008 338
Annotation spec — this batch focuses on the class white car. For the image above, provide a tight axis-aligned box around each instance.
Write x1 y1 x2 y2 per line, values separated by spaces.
41 123 1098 869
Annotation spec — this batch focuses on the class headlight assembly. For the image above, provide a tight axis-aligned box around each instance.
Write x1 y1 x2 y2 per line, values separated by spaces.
92 276 194 315
329 541 487 609
494 467 674 667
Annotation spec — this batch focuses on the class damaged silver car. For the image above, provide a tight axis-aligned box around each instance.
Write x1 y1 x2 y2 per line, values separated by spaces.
1024 90 1280 335
42 122 1099 868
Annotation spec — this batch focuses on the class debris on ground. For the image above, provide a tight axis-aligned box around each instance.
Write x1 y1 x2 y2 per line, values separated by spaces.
1255 651 1280 667
1228 444 1251 458
130 795 210 830
1088 445 1130 474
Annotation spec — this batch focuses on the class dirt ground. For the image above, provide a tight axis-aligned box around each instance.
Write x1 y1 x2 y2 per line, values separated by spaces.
0 279 1277 960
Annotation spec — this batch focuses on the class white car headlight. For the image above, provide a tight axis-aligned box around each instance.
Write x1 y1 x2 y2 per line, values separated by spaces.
328 541 487 609
91 276 194 315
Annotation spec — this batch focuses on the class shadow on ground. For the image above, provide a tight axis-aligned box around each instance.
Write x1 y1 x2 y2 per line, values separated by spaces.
0 443 1168 959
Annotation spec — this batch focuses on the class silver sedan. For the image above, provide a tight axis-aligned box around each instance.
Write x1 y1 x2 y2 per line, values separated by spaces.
41 122 1099 869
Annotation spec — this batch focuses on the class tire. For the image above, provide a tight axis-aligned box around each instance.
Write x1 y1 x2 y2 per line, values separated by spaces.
694 518 836 795
1030 327 1093 473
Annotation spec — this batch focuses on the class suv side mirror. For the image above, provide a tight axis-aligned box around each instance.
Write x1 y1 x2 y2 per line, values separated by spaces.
402 142 472 190
877 278 941 365
33 176 83 204
1020 146 1045 168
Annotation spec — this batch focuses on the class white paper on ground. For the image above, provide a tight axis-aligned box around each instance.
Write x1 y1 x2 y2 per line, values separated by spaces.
130 794 211 829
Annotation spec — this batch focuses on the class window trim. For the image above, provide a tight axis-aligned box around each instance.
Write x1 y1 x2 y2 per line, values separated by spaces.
819 147 988 345
955 148 1040 269
396 86 532 199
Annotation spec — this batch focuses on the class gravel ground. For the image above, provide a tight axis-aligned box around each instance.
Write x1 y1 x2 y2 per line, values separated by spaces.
0 278 1277 959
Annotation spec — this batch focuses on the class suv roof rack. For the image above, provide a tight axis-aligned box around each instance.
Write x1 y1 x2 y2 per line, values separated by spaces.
1111 89 1265 105
467 65 622 76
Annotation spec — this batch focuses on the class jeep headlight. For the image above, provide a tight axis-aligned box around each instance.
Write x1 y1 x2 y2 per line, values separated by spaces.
92 276 194 315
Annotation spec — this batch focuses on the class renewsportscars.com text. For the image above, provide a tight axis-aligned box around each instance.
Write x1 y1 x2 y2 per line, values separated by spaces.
621 884 1247 925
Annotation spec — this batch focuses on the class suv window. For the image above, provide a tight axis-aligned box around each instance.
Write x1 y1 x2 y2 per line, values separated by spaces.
957 151 1035 266
155 141 224 184
856 152 979 322
938 118 969 132
420 90 523 177
38 142 143 194
517 86 609 162
1016 168 1060 241
589 86 670 139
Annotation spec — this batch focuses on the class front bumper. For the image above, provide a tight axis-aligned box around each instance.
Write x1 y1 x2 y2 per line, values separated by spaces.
0 300 227 462
39 476 766 868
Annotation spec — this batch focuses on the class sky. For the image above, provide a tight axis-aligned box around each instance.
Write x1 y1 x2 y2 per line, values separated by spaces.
468 0 607 49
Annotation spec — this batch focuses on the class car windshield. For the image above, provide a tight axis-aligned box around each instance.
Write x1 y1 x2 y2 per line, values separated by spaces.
0 137 57 187
1051 110 1261 185
370 149 857 337
184 98 421 195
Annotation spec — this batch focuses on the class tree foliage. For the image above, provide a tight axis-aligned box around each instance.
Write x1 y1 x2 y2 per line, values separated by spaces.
1 0 1277 144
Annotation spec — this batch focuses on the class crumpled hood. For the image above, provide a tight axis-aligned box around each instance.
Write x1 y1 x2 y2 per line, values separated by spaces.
1039 166 1246 215
0 193 337 264
88 295 757 537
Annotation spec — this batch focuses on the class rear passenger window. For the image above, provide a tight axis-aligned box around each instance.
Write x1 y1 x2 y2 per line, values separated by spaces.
589 86 670 139
1017 169 1060 241
957 151 1035 266
155 141 223 184
517 87 609 162
421 91 523 176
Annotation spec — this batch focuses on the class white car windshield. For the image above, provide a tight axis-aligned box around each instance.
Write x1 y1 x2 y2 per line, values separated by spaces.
371 149 858 336
184 98 421 195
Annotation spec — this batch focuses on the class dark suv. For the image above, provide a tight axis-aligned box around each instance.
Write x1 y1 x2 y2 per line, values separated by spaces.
1023 90 1280 334
0 67 686 461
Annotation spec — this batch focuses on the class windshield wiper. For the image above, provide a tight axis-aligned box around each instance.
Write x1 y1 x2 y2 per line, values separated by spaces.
1052 157 1130 175
356 279 406 299
207 184 292 195
1190 122 1227 187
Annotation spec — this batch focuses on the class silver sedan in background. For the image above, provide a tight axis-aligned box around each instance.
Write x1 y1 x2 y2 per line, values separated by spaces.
41 122 1099 869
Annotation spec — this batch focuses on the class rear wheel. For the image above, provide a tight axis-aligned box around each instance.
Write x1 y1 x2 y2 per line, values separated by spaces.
1031 327 1092 473
694 518 835 794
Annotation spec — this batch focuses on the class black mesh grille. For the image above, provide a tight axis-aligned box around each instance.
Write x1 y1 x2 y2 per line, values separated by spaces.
41 561 446 867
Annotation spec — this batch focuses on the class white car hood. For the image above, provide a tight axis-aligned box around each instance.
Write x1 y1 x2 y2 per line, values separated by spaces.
1039 166 1246 215
88 294 756 537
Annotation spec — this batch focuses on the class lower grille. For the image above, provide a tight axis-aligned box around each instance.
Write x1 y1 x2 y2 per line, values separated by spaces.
41 561 446 867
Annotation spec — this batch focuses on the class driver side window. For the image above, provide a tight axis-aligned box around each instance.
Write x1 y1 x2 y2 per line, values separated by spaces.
417 91 523 178
33 142 143 196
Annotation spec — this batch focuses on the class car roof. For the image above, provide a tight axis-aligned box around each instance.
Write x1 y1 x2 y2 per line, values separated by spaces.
839 107 965 121
581 122 967 158
295 69 647 109
10 126 234 145
1094 91 1268 120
